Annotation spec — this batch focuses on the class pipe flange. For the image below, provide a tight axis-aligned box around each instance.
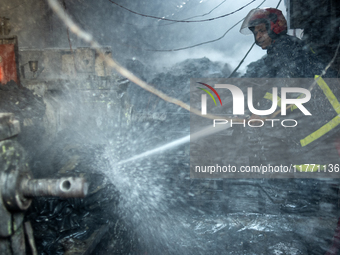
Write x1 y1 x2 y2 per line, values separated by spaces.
2 169 32 211
0 140 32 211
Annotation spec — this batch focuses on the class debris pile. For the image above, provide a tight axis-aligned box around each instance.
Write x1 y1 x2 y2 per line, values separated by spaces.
25 132 138 254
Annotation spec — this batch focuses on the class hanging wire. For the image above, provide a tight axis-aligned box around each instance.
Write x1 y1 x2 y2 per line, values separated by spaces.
190 0 228 19
158 0 228 27
228 42 256 77
108 0 257 23
145 0 266 52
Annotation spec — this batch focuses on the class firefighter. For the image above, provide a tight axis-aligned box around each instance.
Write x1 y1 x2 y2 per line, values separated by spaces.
239 7 340 166
240 8 334 78
237 8 340 215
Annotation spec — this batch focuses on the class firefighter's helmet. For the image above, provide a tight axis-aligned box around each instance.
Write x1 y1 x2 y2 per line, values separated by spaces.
240 8 287 38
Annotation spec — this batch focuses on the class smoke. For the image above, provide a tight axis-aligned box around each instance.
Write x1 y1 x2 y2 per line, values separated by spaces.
2 0 287 74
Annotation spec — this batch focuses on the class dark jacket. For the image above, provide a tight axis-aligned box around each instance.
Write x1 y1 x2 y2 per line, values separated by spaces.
244 34 334 78
243 35 340 167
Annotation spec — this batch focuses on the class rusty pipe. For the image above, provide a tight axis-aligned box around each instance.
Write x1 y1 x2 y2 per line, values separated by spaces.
21 177 88 198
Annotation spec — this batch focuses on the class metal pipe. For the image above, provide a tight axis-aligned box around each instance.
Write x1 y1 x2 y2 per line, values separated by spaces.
21 177 88 198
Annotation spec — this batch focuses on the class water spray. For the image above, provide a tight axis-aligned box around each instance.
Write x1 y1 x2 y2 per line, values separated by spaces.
118 121 233 165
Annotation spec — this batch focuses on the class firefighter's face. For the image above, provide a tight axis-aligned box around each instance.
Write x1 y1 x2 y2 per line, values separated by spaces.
253 23 272 49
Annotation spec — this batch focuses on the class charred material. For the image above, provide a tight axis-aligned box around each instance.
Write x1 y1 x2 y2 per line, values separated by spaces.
22 123 138 254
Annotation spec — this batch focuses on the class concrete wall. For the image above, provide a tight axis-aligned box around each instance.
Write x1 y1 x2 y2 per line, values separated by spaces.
19 47 113 80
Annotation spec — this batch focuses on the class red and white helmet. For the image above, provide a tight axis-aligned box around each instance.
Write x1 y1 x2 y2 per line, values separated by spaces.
240 8 287 37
